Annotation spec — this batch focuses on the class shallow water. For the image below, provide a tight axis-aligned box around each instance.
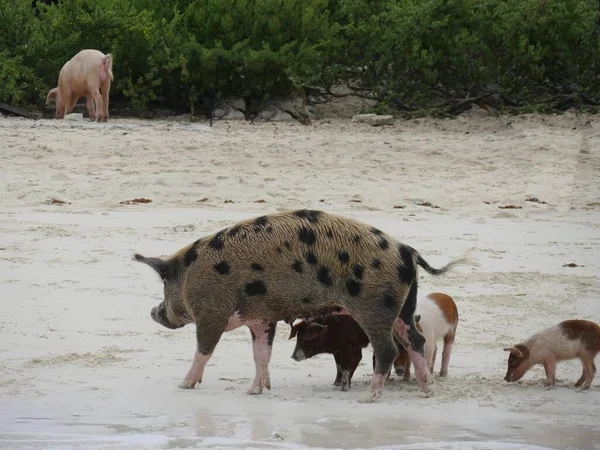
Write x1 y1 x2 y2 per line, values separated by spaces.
1 403 598 450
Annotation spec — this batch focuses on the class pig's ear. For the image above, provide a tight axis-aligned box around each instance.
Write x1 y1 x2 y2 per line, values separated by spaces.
503 347 523 358
414 315 421 323
134 253 170 280
289 322 304 340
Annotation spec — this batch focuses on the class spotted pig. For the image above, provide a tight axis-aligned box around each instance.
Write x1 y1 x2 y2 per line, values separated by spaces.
134 209 477 402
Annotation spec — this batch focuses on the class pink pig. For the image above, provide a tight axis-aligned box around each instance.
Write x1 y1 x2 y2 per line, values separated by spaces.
504 319 600 390
46 49 113 122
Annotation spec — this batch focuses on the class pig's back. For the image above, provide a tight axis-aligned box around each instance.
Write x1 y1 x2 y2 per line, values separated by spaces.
182 210 409 320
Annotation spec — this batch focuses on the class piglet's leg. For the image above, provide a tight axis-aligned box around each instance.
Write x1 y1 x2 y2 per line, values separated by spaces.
440 333 454 377
247 321 276 395
580 355 596 391
543 359 556 388
333 353 342 386
394 318 430 392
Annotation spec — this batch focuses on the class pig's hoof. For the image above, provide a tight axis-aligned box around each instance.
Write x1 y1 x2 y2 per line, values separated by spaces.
178 380 196 389
247 385 263 395
341 384 349 392
357 391 377 403
439 370 448 377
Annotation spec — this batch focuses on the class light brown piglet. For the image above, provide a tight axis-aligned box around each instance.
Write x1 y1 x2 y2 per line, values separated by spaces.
504 319 600 390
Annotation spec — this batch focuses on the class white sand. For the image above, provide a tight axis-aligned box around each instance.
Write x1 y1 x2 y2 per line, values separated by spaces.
0 111 599 450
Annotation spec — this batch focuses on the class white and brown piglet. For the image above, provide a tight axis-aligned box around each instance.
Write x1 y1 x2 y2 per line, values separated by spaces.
504 319 600 390
395 292 458 380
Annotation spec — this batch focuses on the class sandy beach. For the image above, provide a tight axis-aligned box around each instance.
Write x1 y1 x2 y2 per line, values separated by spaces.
0 111 599 450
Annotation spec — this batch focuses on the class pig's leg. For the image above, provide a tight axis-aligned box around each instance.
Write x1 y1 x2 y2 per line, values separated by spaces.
247 321 276 395
574 361 587 388
347 348 363 390
580 355 596 390
543 359 556 388
339 348 353 391
91 88 104 122
395 280 430 391
85 93 96 121
333 353 342 386
64 92 77 117
358 327 399 402
403 359 411 381
101 81 110 121
440 333 455 377
179 321 226 389
426 343 436 374
394 318 430 392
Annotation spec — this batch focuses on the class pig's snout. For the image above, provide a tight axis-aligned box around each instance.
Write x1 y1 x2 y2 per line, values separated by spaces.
292 349 306 362
504 372 519 383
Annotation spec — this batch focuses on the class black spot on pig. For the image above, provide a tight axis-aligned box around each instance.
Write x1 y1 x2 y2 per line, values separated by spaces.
397 245 415 284
228 225 242 237
299 227 317 245
183 243 199 266
245 280 267 296
383 293 397 309
371 259 382 269
251 263 264 272
253 216 269 232
338 250 350 264
209 230 225 250
214 261 230 275
378 238 389 250
353 265 364 280
317 266 333 286
292 260 303 273
294 209 322 223
346 279 361 297
305 252 318 265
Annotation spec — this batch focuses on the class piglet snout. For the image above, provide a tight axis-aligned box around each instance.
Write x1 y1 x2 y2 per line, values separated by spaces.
292 350 305 362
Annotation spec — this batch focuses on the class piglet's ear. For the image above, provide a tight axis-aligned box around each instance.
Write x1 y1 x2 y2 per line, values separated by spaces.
289 322 304 340
503 347 523 358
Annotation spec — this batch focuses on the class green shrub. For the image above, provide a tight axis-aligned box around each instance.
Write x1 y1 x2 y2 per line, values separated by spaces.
0 0 597 113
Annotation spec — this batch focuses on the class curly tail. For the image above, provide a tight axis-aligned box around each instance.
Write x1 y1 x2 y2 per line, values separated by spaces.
416 247 479 276
46 87 58 105
103 54 114 81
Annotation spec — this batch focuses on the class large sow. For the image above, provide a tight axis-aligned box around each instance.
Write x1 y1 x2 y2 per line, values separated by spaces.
134 210 476 402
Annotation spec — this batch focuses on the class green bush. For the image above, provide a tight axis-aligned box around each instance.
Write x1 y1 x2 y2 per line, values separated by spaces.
0 0 598 113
